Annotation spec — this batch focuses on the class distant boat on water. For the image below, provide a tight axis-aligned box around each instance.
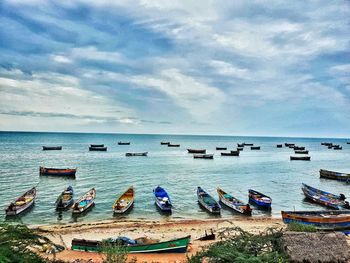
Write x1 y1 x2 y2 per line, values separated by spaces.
216 147 227 150
160 142 170 145
113 187 134 214
320 169 350 182
197 187 221 214
40 166 76 177
5 187 36 216
295 150 309 154
276 144 282 148
293 146 305 150
193 154 213 159
118 142 130 145
221 151 239 156
42 146 62 150
187 149 206 154
290 156 310 161
243 143 253 146
89 146 107 151
251 146 260 150
217 188 252 215
125 152 148 157
168 143 180 147
90 144 104 148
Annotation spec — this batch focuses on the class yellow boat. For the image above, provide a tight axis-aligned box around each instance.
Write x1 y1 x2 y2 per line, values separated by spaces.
113 186 134 214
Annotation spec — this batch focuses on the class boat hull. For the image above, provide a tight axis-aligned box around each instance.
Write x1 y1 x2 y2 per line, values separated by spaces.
320 169 350 182
248 189 272 208
6 199 34 216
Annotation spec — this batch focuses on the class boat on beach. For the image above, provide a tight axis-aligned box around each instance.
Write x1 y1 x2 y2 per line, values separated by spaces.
187 149 206 154
72 188 96 214
281 210 350 230
216 147 227 150
125 152 148 156
153 186 172 212
5 187 36 216
89 146 107 151
42 146 62 150
193 154 214 159
248 189 272 208
320 169 350 182
295 150 309 154
290 156 311 161
118 142 130 145
39 167 76 177
112 186 134 214
217 188 252 215
197 187 221 214
56 186 74 210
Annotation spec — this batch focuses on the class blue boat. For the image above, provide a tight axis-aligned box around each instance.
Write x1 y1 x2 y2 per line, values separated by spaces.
248 189 272 208
56 186 74 210
197 187 221 214
153 186 172 211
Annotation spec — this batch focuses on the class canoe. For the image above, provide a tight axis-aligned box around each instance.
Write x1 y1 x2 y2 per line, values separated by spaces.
248 189 272 208
89 146 107 151
294 146 305 150
40 167 76 177
56 186 74 210
290 156 311 161
125 152 148 157
5 187 36 216
71 235 191 253
237 143 244 147
153 186 172 212
118 142 130 145
276 144 282 148
281 210 350 230
160 142 170 145
217 188 252 215
112 187 134 214
42 146 62 150
320 169 350 182
168 144 180 147
90 144 104 148
216 147 227 150
295 150 309 154
243 143 253 146
193 154 213 159
221 151 239 156
197 187 221 214
72 188 96 214
187 149 206 154
301 183 348 210
251 146 260 150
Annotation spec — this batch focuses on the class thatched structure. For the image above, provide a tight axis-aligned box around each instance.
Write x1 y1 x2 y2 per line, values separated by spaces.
282 231 350 263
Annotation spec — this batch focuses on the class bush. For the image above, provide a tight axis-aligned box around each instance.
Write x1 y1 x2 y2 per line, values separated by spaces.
286 223 317 232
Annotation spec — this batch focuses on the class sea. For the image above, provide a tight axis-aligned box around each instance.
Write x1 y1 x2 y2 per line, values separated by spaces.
0 131 349 225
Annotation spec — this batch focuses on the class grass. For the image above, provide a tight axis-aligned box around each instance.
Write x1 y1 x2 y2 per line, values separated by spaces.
286 222 317 232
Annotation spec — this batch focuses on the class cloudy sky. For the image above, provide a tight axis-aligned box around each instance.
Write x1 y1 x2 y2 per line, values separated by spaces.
0 1 349 137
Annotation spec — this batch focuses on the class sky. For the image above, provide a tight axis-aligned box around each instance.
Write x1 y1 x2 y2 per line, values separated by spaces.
0 0 349 137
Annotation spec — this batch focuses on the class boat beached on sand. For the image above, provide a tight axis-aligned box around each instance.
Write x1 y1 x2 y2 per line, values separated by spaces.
56 186 74 210
153 186 172 212
217 188 252 215
113 187 134 214
72 188 96 214
197 187 221 214
5 187 36 216
248 189 272 209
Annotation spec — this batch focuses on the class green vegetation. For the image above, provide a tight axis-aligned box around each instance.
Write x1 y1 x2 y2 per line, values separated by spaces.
100 240 128 263
286 222 317 232
188 227 289 263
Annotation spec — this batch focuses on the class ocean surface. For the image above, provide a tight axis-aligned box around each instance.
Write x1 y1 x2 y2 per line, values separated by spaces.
0 131 349 225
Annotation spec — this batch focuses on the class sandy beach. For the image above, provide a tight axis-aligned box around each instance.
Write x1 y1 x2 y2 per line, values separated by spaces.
36 217 284 263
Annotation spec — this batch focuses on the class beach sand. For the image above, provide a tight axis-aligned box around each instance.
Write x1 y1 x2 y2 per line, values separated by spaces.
37 217 284 263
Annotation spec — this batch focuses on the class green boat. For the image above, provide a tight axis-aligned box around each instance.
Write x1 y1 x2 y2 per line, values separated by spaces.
71 235 191 253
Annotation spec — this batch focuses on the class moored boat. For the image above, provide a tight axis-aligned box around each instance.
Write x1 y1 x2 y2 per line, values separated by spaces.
295 150 309 154
89 146 107 151
217 188 252 215
320 169 350 182
243 143 253 146
5 187 36 216
276 144 282 148
197 187 221 214
161 142 170 145
248 189 272 208
187 149 206 154
90 144 104 148
193 154 213 159
40 166 76 177
293 146 305 150
290 156 311 161
216 147 227 150
285 143 295 147
56 186 74 210
168 143 180 147
153 186 172 212
237 143 244 147
72 188 96 214
251 146 260 150
42 146 62 150
113 187 134 214
118 142 130 145
333 146 342 150
221 151 239 156
237 147 244 151
125 152 148 157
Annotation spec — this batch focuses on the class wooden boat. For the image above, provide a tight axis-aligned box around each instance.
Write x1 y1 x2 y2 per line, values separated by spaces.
118 142 130 145
237 147 244 151
295 150 309 154
112 187 134 214
290 156 310 161
153 186 172 212
56 186 74 210
294 146 305 150
333 146 342 150
168 143 180 147
237 143 244 147
5 187 36 216
251 146 260 150
301 183 348 210
197 187 221 214
72 188 96 214
248 189 272 208
321 142 333 146
216 147 227 150
320 169 350 182
187 149 206 154
71 235 191 253
243 143 253 146
125 152 148 157
328 145 333 149
39 167 76 177
221 151 239 156
193 154 213 159
217 188 252 215
276 144 283 148
285 143 295 147
160 142 170 145
89 146 107 151
42 146 62 150
90 144 104 148
281 210 350 230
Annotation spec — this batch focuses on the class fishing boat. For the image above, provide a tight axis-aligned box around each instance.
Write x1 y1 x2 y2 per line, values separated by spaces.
90 144 104 148
39 167 76 177
221 151 239 156
193 154 213 159
333 146 342 150
320 169 350 182
243 143 253 146
168 143 180 147
321 142 333 146
160 142 170 145
118 142 130 145
276 144 282 148
295 150 309 154
216 147 227 150
125 152 148 157
187 149 206 154
112 187 134 214
281 210 350 230
42 146 62 150
237 143 244 147
197 187 221 214
5 187 36 216
285 143 295 147
301 183 348 210
153 186 172 212
89 146 107 151
294 146 305 150
248 189 272 208
237 147 244 151
72 188 96 214
71 235 191 253
56 186 74 210
251 146 260 150
217 188 252 215
290 156 311 161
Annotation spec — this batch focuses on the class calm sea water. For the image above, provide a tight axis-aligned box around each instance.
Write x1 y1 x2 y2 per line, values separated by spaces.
0 131 349 225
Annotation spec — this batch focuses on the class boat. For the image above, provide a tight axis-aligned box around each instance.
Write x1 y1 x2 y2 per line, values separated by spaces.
290 156 311 161
90 144 104 148
39 167 76 177
112 187 134 214
237 147 244 151
347 142 350 144
237 143 244 147
276 144 282 148
153 186 172 212
328 145 333 149
243 143 253 146
333 146 342 150
89 146 107 151
216 147 227 150
320 169 350 182
72 188 96 214
321 142 333 146
168 144 180 147
5 187 36 216
301 183 348 210
125 152 148 157
161 142 170 145
251 146 260 150
42 146 62 150
217 188 252 215
187 149 206 154
193 154 214 159
118 142 130 145
281 210 350 230
197 187 221 214
56 186 74 210
71 235 191 253
248 189 272 208
285 143 295 147
221 151 239 156
294 146 305 150
295 150 309 154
